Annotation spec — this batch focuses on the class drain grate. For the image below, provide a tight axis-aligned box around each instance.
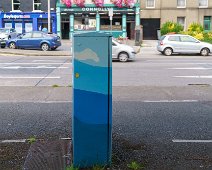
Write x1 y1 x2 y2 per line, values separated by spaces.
23 139 72 170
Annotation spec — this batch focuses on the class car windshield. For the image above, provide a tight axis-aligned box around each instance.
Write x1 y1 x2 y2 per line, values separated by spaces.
0 29 9 33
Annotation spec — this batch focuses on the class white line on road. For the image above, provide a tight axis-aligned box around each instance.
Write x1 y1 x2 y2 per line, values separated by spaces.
172 139 212 143
0 76 61 79
0 66 69 69
33 60 64 62
0 63 71 65
146 62 212 65
169 67 212 70
174 76 212 79
143 100 198 103
0 101 72 103
1 139 26 143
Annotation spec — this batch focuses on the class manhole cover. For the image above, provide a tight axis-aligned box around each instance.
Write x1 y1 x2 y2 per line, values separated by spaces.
23 139 72 170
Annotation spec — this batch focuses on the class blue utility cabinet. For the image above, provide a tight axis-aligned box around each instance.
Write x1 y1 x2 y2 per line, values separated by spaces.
72 32 112 168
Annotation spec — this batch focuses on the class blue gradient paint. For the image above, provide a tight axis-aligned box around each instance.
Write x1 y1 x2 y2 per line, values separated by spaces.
73 32 112 168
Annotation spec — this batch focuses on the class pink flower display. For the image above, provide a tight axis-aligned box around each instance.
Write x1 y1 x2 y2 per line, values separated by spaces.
61 0 72 7
112 0 123 8
74 0 85 7
124 0 134 7
93 0 104 7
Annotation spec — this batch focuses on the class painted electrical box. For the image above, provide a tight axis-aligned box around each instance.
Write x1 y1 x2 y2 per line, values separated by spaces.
72 32 112 168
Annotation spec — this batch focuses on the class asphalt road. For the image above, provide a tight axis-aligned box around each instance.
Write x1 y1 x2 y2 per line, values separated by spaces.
0 101 212 169
0 48 212 169
0 48 212 86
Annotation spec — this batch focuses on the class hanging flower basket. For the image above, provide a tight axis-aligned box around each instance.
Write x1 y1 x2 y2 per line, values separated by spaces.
124 0 134 8
74 0 85 7
93 0 104 7
112 0 123 8
61 0 72 8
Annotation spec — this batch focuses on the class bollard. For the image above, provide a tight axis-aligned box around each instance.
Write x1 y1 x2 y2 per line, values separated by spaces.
72 32 112 168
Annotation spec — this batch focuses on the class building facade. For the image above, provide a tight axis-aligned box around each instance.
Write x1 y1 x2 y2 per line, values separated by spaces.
0 0 57 34
56 0 140 39
140 0 212 39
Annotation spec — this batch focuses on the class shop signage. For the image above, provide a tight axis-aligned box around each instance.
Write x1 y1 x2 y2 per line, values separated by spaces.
3 14 30 19
62 7 134 12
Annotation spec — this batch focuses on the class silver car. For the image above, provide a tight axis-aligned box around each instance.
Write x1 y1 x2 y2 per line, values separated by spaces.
0 28 18 47
112 39 136 62
157 34 212 56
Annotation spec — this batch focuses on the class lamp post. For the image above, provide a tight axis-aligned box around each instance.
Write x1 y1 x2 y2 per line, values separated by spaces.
48 0 50 32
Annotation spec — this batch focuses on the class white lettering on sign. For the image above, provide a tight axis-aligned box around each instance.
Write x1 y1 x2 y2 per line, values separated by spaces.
82 7 110 12
3 14 30 19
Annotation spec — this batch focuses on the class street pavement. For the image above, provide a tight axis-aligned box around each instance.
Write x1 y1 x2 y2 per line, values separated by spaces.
0 46 212 169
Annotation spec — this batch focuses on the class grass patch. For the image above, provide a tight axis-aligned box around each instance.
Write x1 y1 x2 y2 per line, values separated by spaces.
127 161 144 170
27 137 36 144
52 84 60 88
66 165 79 170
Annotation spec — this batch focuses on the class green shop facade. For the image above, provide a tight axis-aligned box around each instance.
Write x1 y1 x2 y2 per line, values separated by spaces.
56 1 140 39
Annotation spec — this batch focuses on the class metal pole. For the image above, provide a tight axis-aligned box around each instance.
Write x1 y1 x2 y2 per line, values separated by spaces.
48 0 51 32
110 18 112 33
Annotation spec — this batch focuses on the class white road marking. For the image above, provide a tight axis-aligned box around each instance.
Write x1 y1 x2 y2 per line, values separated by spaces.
1 139 26 143
143 100 198 103
0 76 61 79
0 101 72 103
33 60 64 62
174 76 212 78
173 139 212 143
0 66 69 69
146 62 212 65
0 63 71 65
169 67 212 70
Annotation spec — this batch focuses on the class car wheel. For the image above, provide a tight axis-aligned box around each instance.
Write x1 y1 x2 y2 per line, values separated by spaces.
200 48 209 56
163 48 173 56
1 45 6 48
41 43 49 51
9 42 16 49
118 52 129 62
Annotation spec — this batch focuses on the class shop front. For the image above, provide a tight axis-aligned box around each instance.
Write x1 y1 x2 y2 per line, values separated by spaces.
56 2 140 39
0 12 57 34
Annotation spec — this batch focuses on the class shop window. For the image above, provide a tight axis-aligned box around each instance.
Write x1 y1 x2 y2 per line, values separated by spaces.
177 0 186 8
34 0 41 11
204 16 211 31
100 16 122 31
177 17 185 30
199 0 208 7
146 0 155 8
38 18 52 32
74 14 96 31
12 0 20 11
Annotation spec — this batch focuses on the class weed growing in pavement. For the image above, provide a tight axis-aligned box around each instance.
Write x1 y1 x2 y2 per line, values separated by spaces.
27 137 36 144
52 84 60 87
127 161 144 170
67 84 72 87
66 165 79 170
92 165 105 170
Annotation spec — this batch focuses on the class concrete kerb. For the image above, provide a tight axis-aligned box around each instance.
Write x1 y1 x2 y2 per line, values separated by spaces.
0 49 71 56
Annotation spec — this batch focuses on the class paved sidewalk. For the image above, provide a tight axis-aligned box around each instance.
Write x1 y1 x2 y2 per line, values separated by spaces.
0 40 157 56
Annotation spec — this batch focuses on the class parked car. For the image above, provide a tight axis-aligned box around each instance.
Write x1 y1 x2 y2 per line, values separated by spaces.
6 31 61 51
112 39 136 62
157 34 212 56
0 28 18 48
